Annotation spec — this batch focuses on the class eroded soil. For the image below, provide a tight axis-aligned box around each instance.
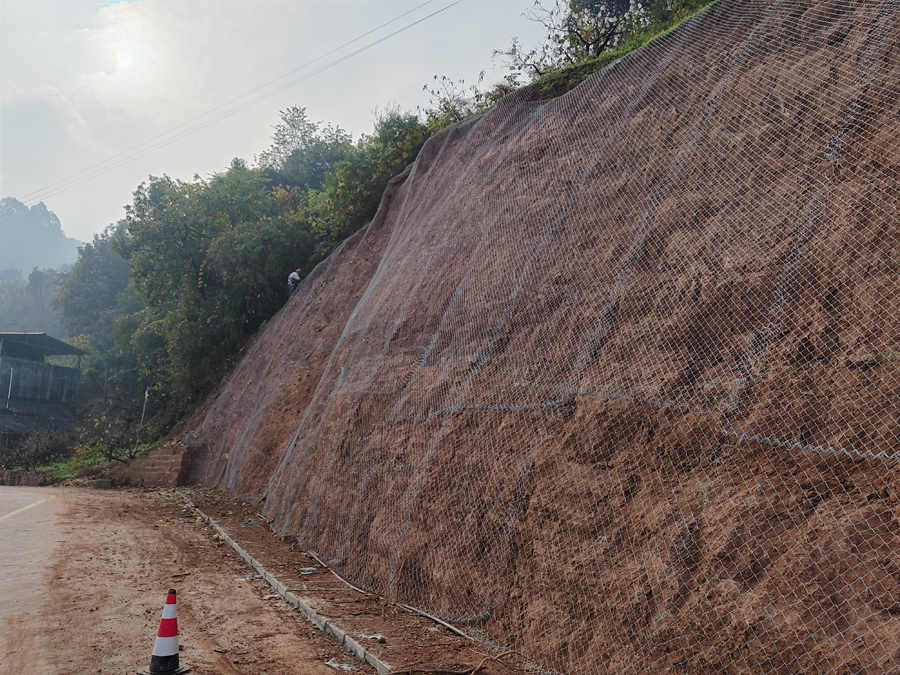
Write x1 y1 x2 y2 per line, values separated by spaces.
187 487 526 675
1 486 522 675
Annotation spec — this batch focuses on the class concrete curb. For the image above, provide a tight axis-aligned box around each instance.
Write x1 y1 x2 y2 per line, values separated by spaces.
193 507 392 675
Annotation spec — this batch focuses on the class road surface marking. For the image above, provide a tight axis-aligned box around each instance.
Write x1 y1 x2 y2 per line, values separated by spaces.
0 495 55 522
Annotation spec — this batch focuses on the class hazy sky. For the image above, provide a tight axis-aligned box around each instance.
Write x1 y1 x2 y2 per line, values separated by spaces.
0 0 545 243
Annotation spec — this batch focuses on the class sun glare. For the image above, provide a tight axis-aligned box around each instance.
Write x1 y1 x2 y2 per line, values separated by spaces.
115 49 131 65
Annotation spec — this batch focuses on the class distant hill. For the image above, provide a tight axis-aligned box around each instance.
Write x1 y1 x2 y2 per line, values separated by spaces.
0 198 80 273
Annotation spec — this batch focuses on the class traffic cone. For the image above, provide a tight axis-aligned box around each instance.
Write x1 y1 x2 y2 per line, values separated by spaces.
137 589 191 674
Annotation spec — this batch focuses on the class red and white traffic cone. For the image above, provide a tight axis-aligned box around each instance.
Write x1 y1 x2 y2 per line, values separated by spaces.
137 589 191 674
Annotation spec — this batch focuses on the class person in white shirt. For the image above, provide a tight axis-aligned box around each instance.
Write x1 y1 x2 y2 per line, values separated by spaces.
288 268 303 294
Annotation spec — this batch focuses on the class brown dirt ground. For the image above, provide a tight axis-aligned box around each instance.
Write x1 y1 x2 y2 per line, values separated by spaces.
187 487 528 675
14 486 347 675
8 485 523 675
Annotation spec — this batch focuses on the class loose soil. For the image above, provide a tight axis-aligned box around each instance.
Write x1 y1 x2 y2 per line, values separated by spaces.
166 0 900 672
2 486 521 675
189 488 526 675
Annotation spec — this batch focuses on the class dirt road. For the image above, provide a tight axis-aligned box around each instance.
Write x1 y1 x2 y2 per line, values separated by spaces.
0 486 354 675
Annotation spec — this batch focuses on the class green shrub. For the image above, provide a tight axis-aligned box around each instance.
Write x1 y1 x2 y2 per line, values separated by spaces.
308 107 431 259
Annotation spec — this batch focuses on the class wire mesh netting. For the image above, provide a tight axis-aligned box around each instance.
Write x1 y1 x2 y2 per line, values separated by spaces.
190 0 900 671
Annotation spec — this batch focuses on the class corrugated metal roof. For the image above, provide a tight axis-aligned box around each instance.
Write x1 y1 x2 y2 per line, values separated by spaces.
0 333 86 358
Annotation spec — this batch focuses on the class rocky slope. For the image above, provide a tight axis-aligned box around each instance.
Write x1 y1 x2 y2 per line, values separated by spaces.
182 1 900 672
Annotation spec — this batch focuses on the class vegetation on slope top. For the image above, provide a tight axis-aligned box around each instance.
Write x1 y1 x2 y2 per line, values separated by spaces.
4 0 718 476
526 0 720 100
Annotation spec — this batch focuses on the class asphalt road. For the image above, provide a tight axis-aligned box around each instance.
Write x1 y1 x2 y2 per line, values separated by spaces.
0 486 62 673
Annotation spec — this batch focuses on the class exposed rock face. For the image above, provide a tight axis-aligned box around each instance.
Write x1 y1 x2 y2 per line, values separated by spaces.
184 1 900 671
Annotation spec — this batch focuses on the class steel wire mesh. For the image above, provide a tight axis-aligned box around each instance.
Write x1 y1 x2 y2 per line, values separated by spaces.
190 0 900 671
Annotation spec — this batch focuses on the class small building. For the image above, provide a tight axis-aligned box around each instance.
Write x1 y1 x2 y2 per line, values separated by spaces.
0 333 85 449
0 333 85 405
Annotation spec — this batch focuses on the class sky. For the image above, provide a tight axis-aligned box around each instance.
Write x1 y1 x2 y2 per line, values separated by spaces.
0 0 546 244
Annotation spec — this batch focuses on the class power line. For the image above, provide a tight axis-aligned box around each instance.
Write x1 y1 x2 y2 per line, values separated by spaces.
8 0 440 207
0 0 463 221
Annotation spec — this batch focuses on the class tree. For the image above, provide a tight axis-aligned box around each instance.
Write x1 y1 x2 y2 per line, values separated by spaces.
257 106 352 191
308 106 431 257
421 72 520 130
79 102 441 436
116 158 314 414
0 431 66 471
207 188 314 341
54 223 147 425
55 223 132 351
496 0 652 77
0 267 65 337
647 0 711 25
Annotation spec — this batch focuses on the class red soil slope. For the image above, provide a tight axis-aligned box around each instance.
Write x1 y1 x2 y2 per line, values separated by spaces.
184 1 900 672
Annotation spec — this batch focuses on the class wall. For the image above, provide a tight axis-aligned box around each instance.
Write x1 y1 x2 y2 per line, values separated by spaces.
109 443 195 489
0 356 79 404
0 470 53 486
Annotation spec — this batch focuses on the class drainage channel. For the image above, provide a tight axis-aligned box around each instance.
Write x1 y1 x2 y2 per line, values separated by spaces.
192 506 392 675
